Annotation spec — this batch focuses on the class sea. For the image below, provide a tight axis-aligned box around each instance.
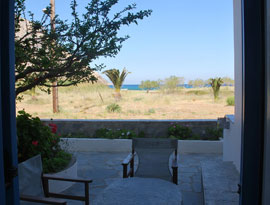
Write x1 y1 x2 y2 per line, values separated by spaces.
107 84 230 90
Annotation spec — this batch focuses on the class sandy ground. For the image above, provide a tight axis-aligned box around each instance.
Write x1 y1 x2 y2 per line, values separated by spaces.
16 84 234 119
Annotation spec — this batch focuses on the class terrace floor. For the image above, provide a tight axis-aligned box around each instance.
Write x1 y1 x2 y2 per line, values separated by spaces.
61 152 239 205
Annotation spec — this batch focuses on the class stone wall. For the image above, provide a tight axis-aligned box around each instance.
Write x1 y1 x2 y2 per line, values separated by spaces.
42 119 218 138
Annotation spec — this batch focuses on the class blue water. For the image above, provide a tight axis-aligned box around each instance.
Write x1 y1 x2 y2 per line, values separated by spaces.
108 84 224 90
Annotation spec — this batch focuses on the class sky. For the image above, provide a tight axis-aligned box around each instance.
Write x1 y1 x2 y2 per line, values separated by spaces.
25 0 234 84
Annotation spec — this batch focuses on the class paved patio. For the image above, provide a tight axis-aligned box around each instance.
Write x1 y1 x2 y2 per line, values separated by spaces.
61 152 239 205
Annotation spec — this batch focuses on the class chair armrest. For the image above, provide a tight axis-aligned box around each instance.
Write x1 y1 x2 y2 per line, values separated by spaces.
20 194 67 205
42 174 93 183
171 157 178 168
122 153 135 165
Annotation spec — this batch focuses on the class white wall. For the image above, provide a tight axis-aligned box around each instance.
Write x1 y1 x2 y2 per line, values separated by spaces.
223 0 242 172
60 138 223 154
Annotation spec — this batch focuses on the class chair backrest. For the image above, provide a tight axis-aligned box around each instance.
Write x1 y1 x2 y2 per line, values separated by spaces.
18 155 44 202
132 138 178 181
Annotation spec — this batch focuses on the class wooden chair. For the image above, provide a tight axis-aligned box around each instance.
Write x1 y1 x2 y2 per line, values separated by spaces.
122 138 178 184
19 155 92 205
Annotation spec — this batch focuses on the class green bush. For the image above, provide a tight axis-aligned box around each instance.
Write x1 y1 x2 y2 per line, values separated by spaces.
17 110 71 173
226 96 235 106
106 103 121 113
94 128 143 139
205 127 223 140
168 124 193 140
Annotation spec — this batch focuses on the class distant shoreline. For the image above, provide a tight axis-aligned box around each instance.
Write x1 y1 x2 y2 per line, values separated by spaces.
108 84 233 91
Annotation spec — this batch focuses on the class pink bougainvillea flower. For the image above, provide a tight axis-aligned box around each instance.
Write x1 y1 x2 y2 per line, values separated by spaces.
32 141 38 146
49 123 57 133
51 127 57 133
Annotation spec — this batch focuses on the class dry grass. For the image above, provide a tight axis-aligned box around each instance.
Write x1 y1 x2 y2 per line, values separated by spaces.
16 83 234 119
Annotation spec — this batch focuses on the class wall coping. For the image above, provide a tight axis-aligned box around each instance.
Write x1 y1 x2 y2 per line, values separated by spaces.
42 119 217 122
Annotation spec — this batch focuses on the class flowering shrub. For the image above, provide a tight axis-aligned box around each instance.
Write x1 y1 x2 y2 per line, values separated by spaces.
94 128 144 139
168 123 193 140
17 110 71 173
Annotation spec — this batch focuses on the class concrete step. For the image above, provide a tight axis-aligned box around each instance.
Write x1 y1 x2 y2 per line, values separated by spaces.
201 160 240 205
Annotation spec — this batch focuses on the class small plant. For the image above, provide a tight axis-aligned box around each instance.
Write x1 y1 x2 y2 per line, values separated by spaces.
148 108 155 114
16 110 71 173
168 123 193 140
106 103 121 113
144 108 156 115
205 127 223 140
226 96 235 106
134 97 143 101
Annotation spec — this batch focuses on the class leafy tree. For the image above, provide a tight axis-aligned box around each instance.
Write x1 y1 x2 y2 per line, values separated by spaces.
103 68 130 98
163 76 184 93
15 0 152 97
188 78 205 88
139 80 160 93
209 78 223 100
222 77 234 86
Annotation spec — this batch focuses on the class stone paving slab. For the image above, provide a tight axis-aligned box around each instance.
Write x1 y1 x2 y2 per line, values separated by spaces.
201 161 240 205
93 177 182 205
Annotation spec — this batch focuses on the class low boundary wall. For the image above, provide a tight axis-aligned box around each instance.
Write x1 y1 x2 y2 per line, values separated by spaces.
43 119 218 138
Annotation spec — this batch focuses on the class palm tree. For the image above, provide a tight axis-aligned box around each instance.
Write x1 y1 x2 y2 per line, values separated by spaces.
209 77 223 100
103 68 130 98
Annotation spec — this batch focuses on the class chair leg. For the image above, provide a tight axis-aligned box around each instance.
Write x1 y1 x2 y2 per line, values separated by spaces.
172 167 178 185
85 182 89 205
42 177 49 197
123 164 128 178
130 157 134 177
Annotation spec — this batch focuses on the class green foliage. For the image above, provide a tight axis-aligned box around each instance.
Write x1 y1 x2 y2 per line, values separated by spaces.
148 108 156 114
16 110 71 173
139 80 160 93
63 129 145 139
188 79 205 88
106 103 121 113
168 123 193 140
103 68 130 98
168 123 222 140
209 78 224 100
226 96 235 106
134 97 143 101
162 76 184 93
222 77 234 86
205 127 223 140
186 90 208 95
42 150 72 173
144 108 156 115
94 128 143 139
15 0 151 96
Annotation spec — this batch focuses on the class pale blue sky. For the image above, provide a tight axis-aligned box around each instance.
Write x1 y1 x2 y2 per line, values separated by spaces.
25 0 234 84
